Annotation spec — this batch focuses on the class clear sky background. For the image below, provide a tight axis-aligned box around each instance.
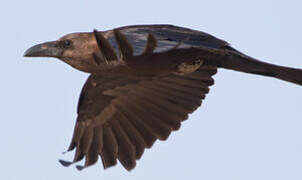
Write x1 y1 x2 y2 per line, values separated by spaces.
1 0 301 179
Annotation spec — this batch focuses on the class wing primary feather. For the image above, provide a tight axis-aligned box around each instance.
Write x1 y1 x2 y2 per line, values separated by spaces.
163 76 209 90
143 33 157 54
94 125 104 153
78 127 102 170
134 85 191 114
79 126 94 155
143 82 202 109
93 29 118 61
100 124 118 169
117 97 172 140
113 29 133 60
134 89 189 119
68 122 85 151
146 80 202 101
159 79 209 95
58 159 73 167
75 165 85 171
114 110 146 159
131 97 182 130
113 102 157 148
110 117 137 171
69 122 86 163
73 147 84 163
152 80 205 98
182 72 214 81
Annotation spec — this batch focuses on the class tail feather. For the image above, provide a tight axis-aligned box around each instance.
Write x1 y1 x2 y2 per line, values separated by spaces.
214 50 302 86
272 66 302 85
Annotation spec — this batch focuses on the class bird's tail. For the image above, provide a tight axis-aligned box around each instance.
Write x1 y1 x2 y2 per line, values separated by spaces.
213 50 302 86
269 65 302 85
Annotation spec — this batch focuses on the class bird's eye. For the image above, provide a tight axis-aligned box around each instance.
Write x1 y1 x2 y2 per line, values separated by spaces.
63 39 71 47
59 39 72 49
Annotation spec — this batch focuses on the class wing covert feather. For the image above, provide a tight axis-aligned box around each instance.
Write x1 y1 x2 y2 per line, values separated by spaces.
63 65 216 170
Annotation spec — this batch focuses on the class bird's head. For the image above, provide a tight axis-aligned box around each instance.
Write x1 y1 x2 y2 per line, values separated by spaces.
24 32 101 72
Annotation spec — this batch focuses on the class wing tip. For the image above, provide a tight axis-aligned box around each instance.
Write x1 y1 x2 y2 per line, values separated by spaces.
76 165 85 171
59 159 73 167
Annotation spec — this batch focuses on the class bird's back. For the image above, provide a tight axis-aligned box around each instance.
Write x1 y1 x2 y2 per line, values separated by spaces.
102 24 230 56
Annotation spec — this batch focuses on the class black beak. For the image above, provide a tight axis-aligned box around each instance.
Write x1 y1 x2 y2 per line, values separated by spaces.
24 41 63 58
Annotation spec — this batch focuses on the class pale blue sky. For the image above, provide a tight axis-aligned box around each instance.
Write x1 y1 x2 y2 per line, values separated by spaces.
1 0 301 179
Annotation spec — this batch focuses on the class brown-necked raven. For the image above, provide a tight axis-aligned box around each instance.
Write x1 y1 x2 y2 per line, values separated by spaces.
24 24 302 171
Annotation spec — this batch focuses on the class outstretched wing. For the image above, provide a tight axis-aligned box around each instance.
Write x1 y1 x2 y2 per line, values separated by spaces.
60 28 219 171
60 65 217 171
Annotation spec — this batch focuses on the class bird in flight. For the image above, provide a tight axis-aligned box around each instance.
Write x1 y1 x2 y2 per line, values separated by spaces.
24 24 302 171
